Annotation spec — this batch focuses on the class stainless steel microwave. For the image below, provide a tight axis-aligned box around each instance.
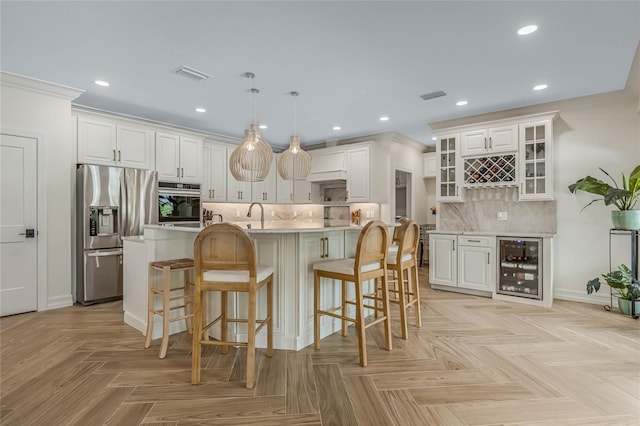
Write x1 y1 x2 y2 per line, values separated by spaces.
158 182 201 225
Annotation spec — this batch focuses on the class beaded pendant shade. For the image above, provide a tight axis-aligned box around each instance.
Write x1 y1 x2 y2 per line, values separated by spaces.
229 74 274 182
277 91 312 180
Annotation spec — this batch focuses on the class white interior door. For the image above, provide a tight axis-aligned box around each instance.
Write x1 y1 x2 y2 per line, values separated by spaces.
1 134 38 316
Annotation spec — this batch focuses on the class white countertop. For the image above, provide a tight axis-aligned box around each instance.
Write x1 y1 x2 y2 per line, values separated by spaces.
145 222 369 234
427 230 556 238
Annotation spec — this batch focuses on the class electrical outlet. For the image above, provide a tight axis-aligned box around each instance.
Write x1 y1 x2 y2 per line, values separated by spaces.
236 210 240 217
271 211 275 217
293 211 297 217
308 211 312 217
497 211 508 221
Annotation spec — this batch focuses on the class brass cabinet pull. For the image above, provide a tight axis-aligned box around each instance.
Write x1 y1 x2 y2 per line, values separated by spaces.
118 150 121 161
489 137 493 149
113 149 117 161
212 189 215 198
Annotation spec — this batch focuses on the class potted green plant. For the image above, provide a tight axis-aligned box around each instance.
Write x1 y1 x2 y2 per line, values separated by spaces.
568 165 640 230
587 264 640 316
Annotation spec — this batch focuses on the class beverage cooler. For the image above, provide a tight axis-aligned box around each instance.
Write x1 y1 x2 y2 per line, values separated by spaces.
497 237 542 300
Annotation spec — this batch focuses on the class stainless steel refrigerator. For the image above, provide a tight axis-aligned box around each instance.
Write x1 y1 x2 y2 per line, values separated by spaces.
76 164 158 305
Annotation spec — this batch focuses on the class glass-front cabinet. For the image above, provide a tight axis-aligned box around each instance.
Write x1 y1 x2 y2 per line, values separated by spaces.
519 120 553 200
436 134 464 202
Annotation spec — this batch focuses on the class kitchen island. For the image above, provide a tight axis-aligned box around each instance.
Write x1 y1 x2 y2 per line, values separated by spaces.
124 222 375 351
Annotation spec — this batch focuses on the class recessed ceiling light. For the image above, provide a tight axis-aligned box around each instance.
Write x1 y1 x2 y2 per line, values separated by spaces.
456 100 468 106
533 84 548 91
379 116 390 122
432 137 437 141
195 107 206 113
94 80 110 87
259 124 267 129
517 25 538 35
333 126 342 131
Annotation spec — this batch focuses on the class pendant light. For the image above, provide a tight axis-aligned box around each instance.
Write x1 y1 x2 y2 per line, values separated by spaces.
229 73 273 182
277 91 312 180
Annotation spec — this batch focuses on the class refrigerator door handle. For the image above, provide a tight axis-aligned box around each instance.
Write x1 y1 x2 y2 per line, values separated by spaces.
119 173 128 239
86 250 124 257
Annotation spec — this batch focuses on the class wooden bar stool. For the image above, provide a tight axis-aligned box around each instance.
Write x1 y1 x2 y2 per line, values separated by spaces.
386 219 422 339
192 223 273 389
144 258 194 359
313 221 392 367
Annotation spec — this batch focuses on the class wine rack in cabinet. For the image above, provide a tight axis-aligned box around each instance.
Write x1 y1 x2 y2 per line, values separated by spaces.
463 154 516 187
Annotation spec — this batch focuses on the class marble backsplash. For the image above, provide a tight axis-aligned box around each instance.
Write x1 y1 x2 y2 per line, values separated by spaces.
203 203 380 226
438 187 557 233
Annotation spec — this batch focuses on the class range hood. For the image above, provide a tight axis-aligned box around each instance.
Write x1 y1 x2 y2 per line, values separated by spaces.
307 169 347 183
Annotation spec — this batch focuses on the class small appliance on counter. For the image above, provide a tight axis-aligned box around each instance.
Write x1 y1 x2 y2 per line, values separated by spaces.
76 164 158 305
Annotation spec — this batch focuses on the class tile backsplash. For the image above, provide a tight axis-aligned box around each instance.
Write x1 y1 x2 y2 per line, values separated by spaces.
438 187 557 233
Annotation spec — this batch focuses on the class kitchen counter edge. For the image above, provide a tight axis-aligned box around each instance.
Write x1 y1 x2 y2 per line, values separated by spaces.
427 230 556 238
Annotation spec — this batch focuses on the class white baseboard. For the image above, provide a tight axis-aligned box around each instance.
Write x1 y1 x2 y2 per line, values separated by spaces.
553 288 612 306
124 311 146 334
47 294 73 310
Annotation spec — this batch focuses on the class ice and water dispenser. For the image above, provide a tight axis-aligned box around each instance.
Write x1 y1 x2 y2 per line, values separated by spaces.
88 206 119 237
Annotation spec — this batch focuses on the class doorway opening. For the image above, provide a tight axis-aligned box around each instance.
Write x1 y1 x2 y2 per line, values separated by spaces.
395 170 412 222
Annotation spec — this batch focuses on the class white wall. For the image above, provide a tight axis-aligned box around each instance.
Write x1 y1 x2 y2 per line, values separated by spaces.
553 92 639 303
0 72 82 309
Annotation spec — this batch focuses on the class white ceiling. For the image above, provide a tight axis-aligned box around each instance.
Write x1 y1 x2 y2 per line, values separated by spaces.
1 1 638 148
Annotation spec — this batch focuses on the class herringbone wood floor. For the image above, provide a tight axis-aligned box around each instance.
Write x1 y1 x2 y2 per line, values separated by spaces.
1 267 639 425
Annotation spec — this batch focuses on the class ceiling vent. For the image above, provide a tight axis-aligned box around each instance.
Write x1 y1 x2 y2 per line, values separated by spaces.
420 90 446 101
173 65 211 82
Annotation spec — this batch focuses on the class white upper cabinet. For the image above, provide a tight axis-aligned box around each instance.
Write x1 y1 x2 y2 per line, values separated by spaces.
423 152 436 178
346 146 370 202
435 134 464 202
226 147 252 203
345 143 388 203
77 115 154 169
156 132 202 183
519 119 554 201
460 125 518 157
294 180 321 204
202 142 227 202
252 156 277 203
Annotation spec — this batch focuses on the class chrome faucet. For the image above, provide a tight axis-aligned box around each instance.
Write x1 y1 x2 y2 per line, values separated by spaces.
247 202 264 229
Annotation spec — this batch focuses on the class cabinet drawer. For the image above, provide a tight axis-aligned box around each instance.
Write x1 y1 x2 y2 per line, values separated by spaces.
458 236 494 247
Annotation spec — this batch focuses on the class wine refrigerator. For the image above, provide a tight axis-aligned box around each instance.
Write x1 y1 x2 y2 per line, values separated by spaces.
497 237 542 300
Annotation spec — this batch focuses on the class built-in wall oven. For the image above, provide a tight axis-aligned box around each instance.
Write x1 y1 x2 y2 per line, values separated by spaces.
158 182 201 226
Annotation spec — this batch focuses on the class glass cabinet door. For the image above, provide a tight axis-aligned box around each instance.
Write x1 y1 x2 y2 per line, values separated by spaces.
436 134 464 202
519 120 553 200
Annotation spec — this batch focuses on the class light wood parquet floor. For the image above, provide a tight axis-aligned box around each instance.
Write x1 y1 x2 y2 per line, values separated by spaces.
1 267 639 425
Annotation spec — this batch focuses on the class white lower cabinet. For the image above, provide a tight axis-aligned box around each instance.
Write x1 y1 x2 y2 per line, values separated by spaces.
429 234 457 287
298 231 345 347
458 239 494 292
430 234 495 295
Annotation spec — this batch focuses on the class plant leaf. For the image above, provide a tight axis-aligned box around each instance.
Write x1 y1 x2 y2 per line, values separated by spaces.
586 278 601 294
568 176 611 196
604 188 632 207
